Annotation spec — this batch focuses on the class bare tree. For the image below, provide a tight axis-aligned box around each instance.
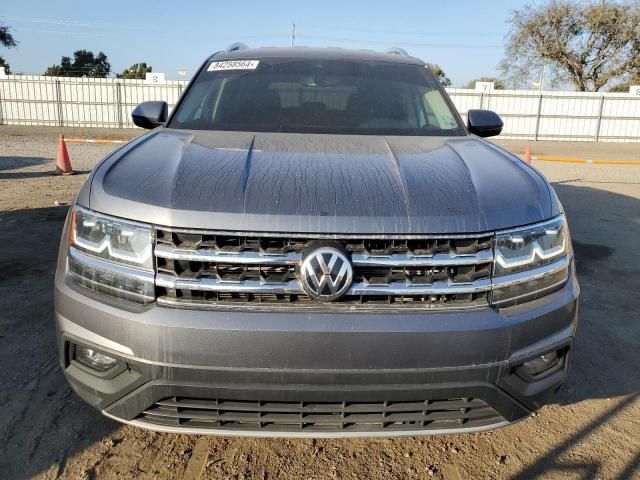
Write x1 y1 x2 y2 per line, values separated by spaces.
609 73 640 92
501 1 640 91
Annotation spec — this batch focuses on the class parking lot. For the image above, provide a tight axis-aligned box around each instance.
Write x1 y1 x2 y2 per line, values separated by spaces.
0 126 638 479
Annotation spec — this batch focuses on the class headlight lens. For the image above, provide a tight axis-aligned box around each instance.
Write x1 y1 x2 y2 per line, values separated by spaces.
492 215 571 307
70 206 153 270
67 207 155 304
494 215 567 276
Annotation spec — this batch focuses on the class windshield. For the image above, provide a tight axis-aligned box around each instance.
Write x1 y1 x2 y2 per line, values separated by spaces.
169 58 465 136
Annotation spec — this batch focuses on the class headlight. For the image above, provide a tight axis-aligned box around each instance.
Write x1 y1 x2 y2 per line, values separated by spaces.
494 215 567 276
492 215 571 306
67 206 155 304
70 206 153 270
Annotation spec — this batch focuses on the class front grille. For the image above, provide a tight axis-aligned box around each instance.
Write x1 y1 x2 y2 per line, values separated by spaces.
154 229 494 310
139 396 504 433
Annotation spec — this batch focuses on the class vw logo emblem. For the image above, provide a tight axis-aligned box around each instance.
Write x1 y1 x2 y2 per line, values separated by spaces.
300 247 353 301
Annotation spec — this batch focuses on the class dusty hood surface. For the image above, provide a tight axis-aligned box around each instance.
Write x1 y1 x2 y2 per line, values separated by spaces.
88 129 556 234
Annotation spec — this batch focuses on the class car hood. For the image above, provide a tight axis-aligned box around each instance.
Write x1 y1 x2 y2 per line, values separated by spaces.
88 129 556 234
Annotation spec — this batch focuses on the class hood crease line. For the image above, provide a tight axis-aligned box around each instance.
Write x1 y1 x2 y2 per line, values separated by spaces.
383 136 411 227
444 141 482 215
242 135 257 214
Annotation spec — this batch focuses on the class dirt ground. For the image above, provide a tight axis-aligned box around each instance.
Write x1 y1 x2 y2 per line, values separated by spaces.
0 126 638 480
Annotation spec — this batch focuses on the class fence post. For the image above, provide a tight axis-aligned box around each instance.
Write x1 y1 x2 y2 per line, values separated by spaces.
115 81 123 128
55 79 64 127
534 93 543 141
594 95 605 142
0 81 4 125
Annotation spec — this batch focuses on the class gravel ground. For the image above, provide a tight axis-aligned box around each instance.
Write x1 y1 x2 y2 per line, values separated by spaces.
0 125 638 480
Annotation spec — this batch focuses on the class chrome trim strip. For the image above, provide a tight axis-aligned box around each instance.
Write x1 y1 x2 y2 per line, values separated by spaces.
102 410 514 438
156 273 491 296
156 244 492 268
156 273 303 294
69 247 155 284
349 278 492 295
156 296 488 312
492 256 570 288
352 249 493 267
156 225 494 240
154 244 302 265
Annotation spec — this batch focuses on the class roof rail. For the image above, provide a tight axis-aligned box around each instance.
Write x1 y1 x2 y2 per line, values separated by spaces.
226 42 249 52
387 47 410 57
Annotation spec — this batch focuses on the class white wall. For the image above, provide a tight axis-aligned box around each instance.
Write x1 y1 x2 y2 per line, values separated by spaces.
1 75 639 142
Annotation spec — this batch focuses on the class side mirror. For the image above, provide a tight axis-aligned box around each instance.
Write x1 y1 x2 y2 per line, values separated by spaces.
132 101 168 129
467 109 503 138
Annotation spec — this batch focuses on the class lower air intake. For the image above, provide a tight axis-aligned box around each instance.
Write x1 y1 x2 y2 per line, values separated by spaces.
138 396 504 433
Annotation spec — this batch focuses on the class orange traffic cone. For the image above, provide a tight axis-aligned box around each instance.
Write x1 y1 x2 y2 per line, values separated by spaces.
56 134 74 175
524 147 532 165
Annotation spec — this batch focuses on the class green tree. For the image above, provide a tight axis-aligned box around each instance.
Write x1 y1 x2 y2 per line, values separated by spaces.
501 1 640 91
1 23 17 74
463 77 506 89
0 56 10 74
427 64 452 87
118 62 152 79
44 50 111 77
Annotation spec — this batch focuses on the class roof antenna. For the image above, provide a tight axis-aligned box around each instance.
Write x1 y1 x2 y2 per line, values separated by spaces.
291 23 296 47
226 42 249 52
387 47 410 57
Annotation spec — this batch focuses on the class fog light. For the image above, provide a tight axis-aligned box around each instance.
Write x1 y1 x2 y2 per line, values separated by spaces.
521 351 560 376
74 345 118 372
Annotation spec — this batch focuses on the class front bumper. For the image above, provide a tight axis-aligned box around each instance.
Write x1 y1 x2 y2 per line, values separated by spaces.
55 260 579 437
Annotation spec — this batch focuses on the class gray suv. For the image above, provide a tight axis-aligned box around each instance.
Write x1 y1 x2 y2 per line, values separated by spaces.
55 46 579 437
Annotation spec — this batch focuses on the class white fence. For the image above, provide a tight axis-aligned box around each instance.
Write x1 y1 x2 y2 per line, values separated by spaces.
0 75 186 129
1 74 639 142
448 88 640 142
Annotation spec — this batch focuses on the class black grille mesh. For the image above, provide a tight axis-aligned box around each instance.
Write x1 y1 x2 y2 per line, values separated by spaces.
139 396 504 433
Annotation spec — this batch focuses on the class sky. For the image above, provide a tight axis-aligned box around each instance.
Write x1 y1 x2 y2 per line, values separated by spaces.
0 0 544 86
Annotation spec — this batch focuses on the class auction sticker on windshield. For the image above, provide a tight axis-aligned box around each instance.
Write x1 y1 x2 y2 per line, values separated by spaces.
208 60 260 71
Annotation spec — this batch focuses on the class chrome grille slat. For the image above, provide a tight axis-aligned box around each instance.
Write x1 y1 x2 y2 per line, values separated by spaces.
155 244 493 267
351 250 493 267
348 279 492 295
154 244 302 265
156 273 302 294
156 274 491 295
154 228 494 309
